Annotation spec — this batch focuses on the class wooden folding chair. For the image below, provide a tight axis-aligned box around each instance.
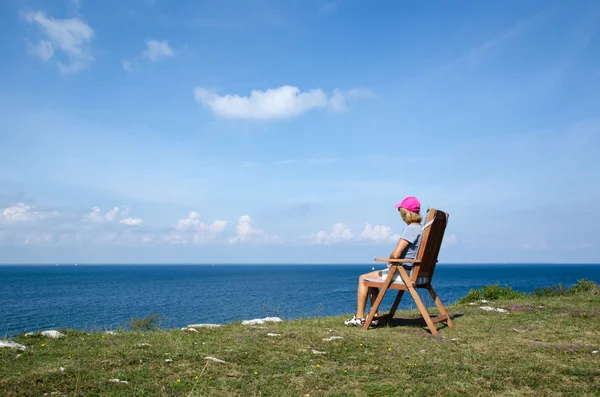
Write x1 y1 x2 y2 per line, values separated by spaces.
362 208 454 334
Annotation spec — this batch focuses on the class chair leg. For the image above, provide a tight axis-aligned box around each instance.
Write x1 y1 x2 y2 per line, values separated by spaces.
427 285 454 328
387 290 405 325
405 286 438 335
363 282 392 330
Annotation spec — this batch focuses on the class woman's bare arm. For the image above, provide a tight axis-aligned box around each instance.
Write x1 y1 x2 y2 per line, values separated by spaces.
387 238 409 267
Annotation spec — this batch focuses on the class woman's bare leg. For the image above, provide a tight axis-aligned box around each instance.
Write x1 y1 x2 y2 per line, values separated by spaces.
357 270 382 318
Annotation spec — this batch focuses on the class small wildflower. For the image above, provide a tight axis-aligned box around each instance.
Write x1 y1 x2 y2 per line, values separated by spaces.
87 334 91 337
176 379 180 383
316 364 320 367
387 347 392 351
359 343 363 347
254 371 259 375
344 370 348 374
195 376 199 380
41 344 45 347
387 367 391 371
209 376 213 380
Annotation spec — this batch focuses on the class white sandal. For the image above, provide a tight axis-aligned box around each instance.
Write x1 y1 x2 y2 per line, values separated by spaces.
344 315 379 326
344 315 364 326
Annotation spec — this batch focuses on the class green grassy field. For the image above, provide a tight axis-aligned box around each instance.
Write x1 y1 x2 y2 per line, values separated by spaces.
1 283 599 396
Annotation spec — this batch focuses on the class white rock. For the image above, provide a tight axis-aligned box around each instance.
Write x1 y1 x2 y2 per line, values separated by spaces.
109 378 129 384
40 331 65 339
25 332 35 336
241 317 282 325
104 331 117 335
311 350 326 355
480 306 508 313
165 358 173 363
181 327 198 332
137 343 151 347
16 354 22 358
205 356 227 364
266 333 281 337
323 336 343 342
592 350 598 354
420 350 426 353
186 324 222 328
59 367 65 372
468 303 476 306
0 340 27 351
481 300 488 303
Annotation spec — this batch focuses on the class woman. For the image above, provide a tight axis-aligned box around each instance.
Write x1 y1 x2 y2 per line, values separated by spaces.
344 196 423 326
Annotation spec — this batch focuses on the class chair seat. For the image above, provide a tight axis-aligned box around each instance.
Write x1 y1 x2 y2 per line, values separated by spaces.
364 275 430 286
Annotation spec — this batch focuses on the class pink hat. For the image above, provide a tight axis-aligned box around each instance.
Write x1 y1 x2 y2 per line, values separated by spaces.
395 196 420 213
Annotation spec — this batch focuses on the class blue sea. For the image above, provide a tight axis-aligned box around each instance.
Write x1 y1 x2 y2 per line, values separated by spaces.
1 264 599 337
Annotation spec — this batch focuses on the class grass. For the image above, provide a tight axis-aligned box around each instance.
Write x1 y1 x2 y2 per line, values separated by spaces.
1 283 599 396
458 278 600 303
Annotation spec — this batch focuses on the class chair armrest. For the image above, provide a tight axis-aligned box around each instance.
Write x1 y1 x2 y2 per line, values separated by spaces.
373 258 421 263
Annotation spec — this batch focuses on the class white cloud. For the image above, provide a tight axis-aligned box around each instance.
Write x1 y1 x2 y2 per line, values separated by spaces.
174 211 201 230
142 39 174 61
194 85 372 121
119 217 143 226
22 10 94 73
328 88 375 112
85 206 129 223
29 39 54 61
229 215 281 244
2 203 58 222
307 222 402 245
306 222 353 245
165 212 228 244
442 233 458 248
3 203 34 221
122 61 132 72
360 223 401 243
205 220 228 233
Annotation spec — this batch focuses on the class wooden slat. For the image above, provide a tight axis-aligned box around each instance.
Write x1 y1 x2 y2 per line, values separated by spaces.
363 272 432 280
430 314 448 324
428 285 454 328
373 258 421 263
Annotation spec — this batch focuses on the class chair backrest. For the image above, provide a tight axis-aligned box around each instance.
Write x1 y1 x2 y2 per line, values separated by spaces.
412 208 449 282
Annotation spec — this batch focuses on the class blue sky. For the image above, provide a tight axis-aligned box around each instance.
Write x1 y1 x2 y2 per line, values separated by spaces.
0 0 599 264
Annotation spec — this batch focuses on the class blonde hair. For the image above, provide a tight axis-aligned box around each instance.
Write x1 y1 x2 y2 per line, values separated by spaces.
399 207 422 224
